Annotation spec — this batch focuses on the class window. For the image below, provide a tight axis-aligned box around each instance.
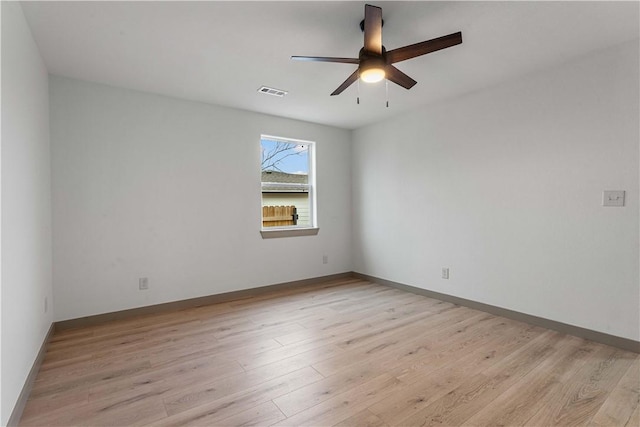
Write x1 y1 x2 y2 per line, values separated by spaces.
260 135 317 237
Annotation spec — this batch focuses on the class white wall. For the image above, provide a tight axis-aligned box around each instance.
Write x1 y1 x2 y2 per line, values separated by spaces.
1 2 53 424
50 76 352 321
352 41 639 341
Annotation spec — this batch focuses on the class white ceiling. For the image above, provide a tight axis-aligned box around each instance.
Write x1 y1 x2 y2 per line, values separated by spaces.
21 1 639 130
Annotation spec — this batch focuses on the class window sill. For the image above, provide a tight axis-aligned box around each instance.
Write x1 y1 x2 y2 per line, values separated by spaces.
260 227 319 239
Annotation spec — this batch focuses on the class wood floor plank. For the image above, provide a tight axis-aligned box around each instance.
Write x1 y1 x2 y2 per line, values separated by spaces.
148 335 282 367
21 388 168 426
463 336 601 427
524 345 637 426
273 358 387 417
315 310 516 380
47 318 203 353
236 340 343 371
326 289 430 315
306 303 466 369
18 279 638 427
225 278 364 310
331 304 460 350
588 355 639 426
248 306 337 330
37 348 152 384
273 295 444 348
332 409 388 427
88 354 244 402
18 387 89 422
271 374 404 427
367 327 550 426
392 330 565 426
47 320 224 364
390 318 543 382
160 360 327 417
29 360 153 399
626 405 640 427
155 367 323 426
214 400 286 426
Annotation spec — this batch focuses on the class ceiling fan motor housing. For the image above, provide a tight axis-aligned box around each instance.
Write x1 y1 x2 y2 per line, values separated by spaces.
358 46 387 75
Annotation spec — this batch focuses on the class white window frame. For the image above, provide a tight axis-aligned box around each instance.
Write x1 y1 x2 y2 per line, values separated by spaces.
260 134 318 238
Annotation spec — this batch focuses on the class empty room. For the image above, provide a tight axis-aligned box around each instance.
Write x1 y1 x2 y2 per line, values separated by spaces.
2 1 639 426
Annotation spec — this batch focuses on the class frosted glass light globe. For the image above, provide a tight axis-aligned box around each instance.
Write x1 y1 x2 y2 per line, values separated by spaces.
360 67 385 83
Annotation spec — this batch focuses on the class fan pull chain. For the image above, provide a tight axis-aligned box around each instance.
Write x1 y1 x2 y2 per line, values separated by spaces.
357 78 360 105
385 80 389 108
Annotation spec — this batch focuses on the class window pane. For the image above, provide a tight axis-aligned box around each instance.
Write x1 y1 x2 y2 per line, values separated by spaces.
261 137 312 228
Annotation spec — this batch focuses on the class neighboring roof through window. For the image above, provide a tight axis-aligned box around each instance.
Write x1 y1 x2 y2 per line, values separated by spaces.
261 170 309 192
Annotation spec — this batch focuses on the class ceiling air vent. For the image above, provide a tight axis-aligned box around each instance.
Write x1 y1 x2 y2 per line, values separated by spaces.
258 86 288 97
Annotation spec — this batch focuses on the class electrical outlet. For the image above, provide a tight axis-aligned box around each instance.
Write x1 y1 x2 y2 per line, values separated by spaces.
603 190 625 207
44 296 48 313
322 255 329 265
139 277 149 290
442 268 450 279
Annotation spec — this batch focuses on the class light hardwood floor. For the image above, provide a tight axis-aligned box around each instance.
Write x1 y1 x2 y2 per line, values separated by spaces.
20 278 639 426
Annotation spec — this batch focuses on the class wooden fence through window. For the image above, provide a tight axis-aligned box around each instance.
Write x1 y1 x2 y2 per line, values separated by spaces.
262 205 298 227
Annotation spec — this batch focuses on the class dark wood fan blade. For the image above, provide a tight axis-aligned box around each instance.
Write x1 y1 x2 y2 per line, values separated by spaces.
387 32 462 64
291 56 359 64
363 4 382 54
331 69 359 96
385 65 417 89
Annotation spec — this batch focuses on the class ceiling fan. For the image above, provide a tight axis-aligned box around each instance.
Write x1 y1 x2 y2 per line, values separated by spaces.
292 4 462 96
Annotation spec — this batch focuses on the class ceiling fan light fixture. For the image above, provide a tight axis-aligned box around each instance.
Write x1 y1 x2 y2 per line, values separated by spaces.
360 67 386 83
359 56 386 83
292 5 462 96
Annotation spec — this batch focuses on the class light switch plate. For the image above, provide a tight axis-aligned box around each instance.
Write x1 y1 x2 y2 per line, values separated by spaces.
602 190 625 207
